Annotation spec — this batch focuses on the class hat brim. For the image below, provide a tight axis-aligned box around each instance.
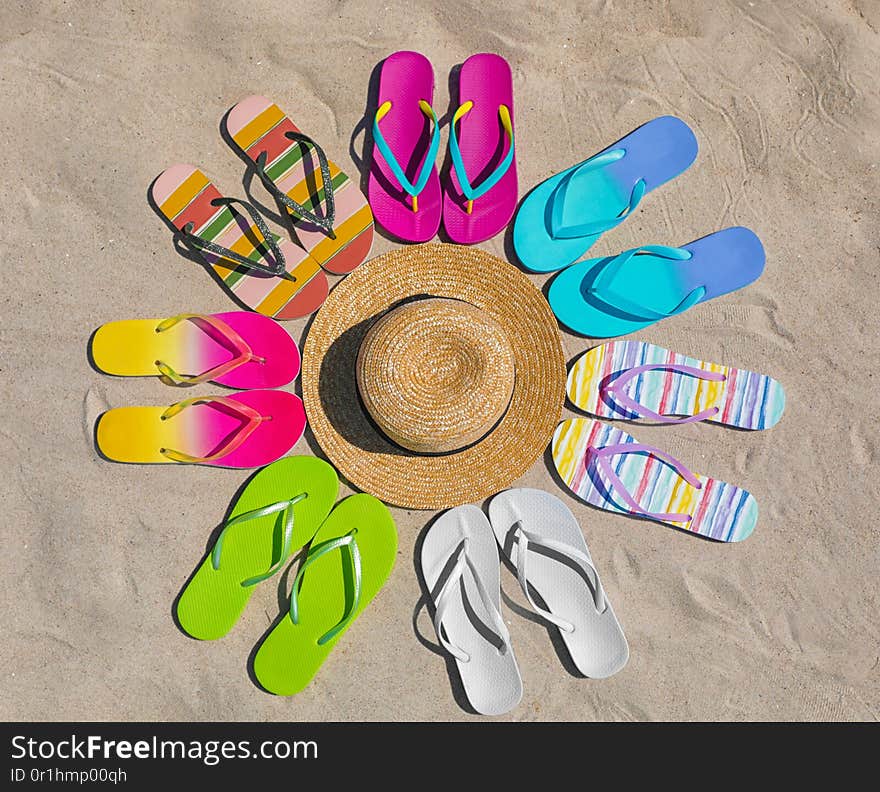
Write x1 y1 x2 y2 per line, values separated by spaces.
302 243 566 509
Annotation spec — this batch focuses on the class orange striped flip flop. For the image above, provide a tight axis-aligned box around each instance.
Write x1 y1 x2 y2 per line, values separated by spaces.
225 96 374 275
151 164 329 320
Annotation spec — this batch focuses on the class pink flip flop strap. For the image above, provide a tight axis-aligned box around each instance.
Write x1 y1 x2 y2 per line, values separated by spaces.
602 363 726 424
588 442 702 522
155 313 265 385
159 396 268 463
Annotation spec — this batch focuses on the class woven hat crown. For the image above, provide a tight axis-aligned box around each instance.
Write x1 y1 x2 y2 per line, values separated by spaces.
356 298 516 454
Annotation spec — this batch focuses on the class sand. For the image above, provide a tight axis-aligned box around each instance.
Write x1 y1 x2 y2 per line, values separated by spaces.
1 0 878 721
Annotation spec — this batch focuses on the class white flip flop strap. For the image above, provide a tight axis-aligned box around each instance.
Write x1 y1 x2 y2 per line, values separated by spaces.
514 525 606 631
433 542 510 664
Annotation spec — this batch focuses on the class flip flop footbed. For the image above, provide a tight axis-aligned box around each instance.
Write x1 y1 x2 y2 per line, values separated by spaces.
95 390 306 468
177 457 339 640
514 116 698 272
151 164 328 319
488 488 628 678
91 312 301 389
253 494 396 696
369 50 442 242
568 340 786 429
226 96 373 274
548 227 765 337
552 418 758 542
443 53 517 244
420 505 522 716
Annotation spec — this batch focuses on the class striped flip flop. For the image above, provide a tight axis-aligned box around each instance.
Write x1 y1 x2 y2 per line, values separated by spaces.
567 340 786 430
552 418 758 542
151 164 329 320
225 96 374 275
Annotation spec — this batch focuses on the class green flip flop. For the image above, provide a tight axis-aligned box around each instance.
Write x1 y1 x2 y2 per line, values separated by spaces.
176 456 339 640
253 493 397 696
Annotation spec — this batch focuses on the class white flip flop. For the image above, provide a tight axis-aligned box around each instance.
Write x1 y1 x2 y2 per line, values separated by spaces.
420 504 523 716
488 488 628 679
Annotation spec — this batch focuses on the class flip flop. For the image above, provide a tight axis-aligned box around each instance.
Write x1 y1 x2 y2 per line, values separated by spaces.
369 51 442 242
567 340 786 430
253 493 397 696
420 505 522 716
514 116 698 272
95 391 306 468
90 311 301 389
488 488 628 678
225 95 374 275
442 53 517 244
553 418 758 541
151 164 328 320
177 456 339 640
548 227 765 337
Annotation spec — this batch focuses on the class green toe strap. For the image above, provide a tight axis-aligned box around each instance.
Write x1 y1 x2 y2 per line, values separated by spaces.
289 530 362 646
212 493 308 587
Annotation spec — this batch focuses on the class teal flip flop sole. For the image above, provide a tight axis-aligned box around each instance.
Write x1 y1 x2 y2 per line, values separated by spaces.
548 227 765 337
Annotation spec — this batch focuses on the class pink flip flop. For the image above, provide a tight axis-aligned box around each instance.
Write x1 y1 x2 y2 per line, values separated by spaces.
90 311 301 389
151 164 328 320
95 390 306 468
369 51 442 242
443 53 518 244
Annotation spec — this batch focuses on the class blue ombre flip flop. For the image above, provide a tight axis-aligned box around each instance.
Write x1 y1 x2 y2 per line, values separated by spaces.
547 227 765 337
513 116 698 273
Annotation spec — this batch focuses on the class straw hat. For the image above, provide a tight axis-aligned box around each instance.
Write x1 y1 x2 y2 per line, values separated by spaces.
302 243 565 510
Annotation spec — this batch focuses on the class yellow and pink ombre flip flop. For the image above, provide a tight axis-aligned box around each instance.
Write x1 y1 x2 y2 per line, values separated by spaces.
91 312 300 389
95 391 306 468
151 164 329 319
225 95 373 275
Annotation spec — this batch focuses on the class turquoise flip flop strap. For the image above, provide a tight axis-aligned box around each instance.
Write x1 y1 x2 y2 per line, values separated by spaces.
448 102 515 208
588 245 706 321
289 529 362 646
372 100 440 208
183 197 286 275
549 149 646 240
255 131 337 239
212 493 308 588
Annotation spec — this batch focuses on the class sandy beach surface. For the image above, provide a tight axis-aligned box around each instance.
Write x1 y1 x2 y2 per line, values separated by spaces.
1 0 878 721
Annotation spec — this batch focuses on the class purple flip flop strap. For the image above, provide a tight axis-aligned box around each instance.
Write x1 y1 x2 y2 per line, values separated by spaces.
588 442 703 523
602 363 727 424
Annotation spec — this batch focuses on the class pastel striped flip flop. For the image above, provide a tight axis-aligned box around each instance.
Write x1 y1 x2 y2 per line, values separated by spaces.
443 53 518 244
548 227 765 338
90 311 301 389
253 494 397 696
552 418 758 542
177 456 339 640
567 341 786 430
514 116 698 272
369 50 442 242
95 391 306 468
151 164 328 320
226 95 374 275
